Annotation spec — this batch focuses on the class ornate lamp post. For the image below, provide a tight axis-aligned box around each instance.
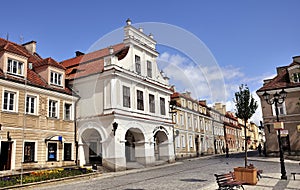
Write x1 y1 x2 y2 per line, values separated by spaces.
262 89 287 180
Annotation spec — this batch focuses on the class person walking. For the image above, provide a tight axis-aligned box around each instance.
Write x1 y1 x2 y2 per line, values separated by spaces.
258 143 262 156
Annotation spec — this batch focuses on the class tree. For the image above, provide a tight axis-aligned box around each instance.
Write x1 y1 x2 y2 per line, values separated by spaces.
234 84 258 167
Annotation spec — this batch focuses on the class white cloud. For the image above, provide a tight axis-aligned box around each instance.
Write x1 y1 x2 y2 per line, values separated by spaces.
158 51 268 125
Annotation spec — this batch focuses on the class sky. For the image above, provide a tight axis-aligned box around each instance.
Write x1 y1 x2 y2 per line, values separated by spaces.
1 0 300 124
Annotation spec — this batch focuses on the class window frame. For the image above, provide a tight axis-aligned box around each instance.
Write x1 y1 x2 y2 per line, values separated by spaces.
7 58 24 76
50 71 63 86
25 94 38 115
2 89 18 112
48 98 59 119
137 90 144 111
63 143 72 161
147 60 152 78
149 94 155 113
135 55 141 75
272 102 286 116
47 142 58 161
122 86 131 108
160 97 166 115
23 141 36 163
64 102 73 120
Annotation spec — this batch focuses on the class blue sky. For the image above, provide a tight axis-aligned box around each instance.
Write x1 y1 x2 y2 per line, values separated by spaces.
2 0 300 123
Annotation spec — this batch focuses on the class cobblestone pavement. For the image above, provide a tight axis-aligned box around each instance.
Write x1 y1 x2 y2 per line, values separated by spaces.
28 152 300 190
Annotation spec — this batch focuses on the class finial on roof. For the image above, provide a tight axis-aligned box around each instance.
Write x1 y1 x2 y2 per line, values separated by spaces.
149 33 154 39
126 18 132 25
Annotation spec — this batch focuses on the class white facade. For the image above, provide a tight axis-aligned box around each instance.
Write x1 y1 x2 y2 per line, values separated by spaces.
67 20 174 171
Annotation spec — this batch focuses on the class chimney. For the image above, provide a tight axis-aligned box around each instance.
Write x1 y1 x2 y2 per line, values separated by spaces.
22 41 36 54
75 51 85 57
109 46 114 55
292 56 300 63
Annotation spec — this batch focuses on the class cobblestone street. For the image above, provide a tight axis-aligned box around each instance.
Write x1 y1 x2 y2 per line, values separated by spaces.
29 152 300 190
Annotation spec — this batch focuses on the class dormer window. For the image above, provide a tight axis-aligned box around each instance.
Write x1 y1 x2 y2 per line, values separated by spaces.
50 71 62 86
7 58 24 76
293 73 300 83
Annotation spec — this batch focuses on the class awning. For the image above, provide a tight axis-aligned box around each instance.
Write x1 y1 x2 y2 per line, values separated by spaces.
45 135 65 143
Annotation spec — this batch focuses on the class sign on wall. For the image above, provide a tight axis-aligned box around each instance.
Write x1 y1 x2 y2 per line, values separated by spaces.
273 122 284 130
297 125 300 133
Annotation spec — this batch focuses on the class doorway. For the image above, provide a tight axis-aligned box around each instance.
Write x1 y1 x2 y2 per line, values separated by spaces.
0 141 13 171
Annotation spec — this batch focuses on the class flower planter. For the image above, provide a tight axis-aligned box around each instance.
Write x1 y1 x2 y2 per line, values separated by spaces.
234 167 257 185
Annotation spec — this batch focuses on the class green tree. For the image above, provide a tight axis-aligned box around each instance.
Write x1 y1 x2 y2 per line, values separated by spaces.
234 84 258 167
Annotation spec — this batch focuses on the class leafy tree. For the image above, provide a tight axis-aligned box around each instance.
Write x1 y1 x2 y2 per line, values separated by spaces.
234 84 258 167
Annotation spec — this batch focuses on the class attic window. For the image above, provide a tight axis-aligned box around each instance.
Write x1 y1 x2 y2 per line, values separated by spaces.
293 73 300 83
7 58 24 76
50 71 62 86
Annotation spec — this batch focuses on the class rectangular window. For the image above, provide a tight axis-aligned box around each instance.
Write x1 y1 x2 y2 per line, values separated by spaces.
160 97 165 115
50 71 62 86
24 142 35 162
293 73 300 83
3 91 16 111
272 102 286 116
180 114 184 125
182 135 186 148
176 136 180 148
48 143 57 161
26 95 36 114
137 90 144 110
147 60 152 78
123 86 131 108
189 135 193 148
7 59 24 76
49 100 58 118
64 103 72 120
64 143 72 161
194 118 198 129
135 55 141 75
188 116 191 128
149 94 155 113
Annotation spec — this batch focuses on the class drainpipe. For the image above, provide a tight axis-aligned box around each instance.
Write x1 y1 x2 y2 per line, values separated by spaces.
74 97 80 166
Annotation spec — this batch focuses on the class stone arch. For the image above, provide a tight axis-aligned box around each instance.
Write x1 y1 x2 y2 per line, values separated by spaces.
153 127 170 161
78 122 108 166
124 128 145 164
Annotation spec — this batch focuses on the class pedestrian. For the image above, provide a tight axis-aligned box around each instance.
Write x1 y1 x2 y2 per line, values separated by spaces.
225 145 229 158
222 145 225 153
258 143 262 156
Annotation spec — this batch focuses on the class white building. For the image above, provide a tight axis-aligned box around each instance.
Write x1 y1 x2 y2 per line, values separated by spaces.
61 19 175 171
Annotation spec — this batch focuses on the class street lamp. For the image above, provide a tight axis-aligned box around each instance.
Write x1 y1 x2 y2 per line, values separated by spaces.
262 89 287 180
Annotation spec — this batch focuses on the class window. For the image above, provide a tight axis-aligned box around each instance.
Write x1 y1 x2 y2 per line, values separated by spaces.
181 135 186 148
147 60 152 78
64 143 72 161
189 135 193 148
135 55 141 75
160 97 165 115
48 143 57 161
293 73 300 82
24 142 35 162
7 59 24 76
3 91 16 112
180 114 184 125
176 136 180 148
272 102 286 115
26 95 36 114
194 118 198 129
137 90 144 110
123 86 131 108
187 116 191 128
64 103 72 120
49 100 58 118
149 94 155 113
50 71 62 86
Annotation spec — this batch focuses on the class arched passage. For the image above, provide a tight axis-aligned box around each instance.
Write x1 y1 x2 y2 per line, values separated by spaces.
80 128 102 165
125 128 145 163
153 130 169 161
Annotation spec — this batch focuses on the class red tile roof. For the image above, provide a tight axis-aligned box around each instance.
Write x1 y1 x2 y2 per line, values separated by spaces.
0 38 72 95
61 43 128 80
257 61 300 92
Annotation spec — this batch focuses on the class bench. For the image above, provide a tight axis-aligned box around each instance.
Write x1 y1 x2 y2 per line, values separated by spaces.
214 172 244 190
291 172 300 180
